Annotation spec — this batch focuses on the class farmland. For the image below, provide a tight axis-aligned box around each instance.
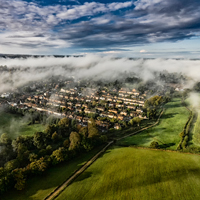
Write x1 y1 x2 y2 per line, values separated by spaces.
117 98 190 150
0 111 45 138
56 147 200 200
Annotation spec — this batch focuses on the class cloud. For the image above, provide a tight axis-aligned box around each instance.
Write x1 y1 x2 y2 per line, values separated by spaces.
1 55 200 94
140 50 147 53
0 0 200 53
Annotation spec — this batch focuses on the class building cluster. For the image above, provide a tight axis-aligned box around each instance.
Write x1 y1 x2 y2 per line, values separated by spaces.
1 79 148 132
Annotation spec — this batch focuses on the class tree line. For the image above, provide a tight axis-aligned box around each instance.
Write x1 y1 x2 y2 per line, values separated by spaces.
0 117 106 194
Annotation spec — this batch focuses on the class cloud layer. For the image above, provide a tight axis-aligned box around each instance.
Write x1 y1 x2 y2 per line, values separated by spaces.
1 55 200 93
0 0 200 54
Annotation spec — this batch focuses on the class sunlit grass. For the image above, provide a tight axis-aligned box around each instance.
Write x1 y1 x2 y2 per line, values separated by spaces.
117 98 190 150
56 147 200 200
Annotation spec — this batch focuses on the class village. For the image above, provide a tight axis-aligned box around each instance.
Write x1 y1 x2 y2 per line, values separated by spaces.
0 78 148 132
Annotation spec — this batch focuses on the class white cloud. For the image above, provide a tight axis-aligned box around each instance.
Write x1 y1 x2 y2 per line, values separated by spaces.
140 49 147 53
134 0 163 10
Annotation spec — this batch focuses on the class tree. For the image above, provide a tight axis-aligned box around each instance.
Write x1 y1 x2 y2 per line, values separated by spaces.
69 132 81 150
58 118 70 135
51 147 67 164
150 141 159 149
0 133 11 145
52 131 59 142
33 132 47 149
132 117 142 126
12 168 26 190
88 118 99 138
71 119 77 131
79 127 88 137
29 157 48 174
144 95 164 119
4 159 19 171
63 139 70 148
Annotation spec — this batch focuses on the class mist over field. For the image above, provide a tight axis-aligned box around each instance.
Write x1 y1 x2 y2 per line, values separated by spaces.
0 55 200 94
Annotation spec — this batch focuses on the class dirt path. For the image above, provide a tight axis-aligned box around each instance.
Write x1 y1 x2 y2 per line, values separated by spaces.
44 141 113 200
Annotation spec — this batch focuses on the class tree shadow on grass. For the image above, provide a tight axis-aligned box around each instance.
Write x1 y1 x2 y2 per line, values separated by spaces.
161 113 178 119
89 166 200 200
97 148 113 159
74 171 93 182
159 143 175 149
136 168 200 187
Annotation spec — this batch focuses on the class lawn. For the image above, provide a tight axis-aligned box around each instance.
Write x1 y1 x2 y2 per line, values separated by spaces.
2 147 102 200
56 147 200 200
117 98 190 150
0 112 45 138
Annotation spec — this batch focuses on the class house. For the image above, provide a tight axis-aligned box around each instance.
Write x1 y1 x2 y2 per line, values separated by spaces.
114 123 121 130
82 104 88 108
109 109 118 114
136 109 143 113
76 108 82 113
118 115 124 120
96 120 109 129
127 105 136 110
130 112 137 117
133 92 140 96
120 111 127 116
107 97 113 101
60 88 66 93
116 103 124 108
96 106 105 112
75 103 82 107
109 103 114 107
85 109 95 114
82 117 89 123
76 116 82 122
107 113 116 118
100 97 105 100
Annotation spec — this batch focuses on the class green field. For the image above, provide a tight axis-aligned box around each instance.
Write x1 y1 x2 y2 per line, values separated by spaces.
183 96 200 148
56 147 200 200
117 98 190 150
0 112 45 138
2 147 102 200
191 111 200 146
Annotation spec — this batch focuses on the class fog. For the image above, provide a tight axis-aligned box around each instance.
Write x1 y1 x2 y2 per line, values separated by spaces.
0 55 200 94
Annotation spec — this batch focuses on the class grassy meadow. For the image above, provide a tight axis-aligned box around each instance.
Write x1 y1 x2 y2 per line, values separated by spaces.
117 98 190 150
0 111 45 138
2 147 102 200
56 147 200 200
190 111 200 146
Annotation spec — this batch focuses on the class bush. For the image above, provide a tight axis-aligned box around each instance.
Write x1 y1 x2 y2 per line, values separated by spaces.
150 141 159 149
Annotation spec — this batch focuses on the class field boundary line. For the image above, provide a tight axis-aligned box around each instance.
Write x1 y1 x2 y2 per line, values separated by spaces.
44 141 113 200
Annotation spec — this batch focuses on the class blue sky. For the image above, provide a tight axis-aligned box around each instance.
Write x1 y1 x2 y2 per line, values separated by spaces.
0 0 200 58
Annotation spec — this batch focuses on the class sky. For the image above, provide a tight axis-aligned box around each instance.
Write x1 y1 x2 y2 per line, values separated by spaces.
0 0 200 58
